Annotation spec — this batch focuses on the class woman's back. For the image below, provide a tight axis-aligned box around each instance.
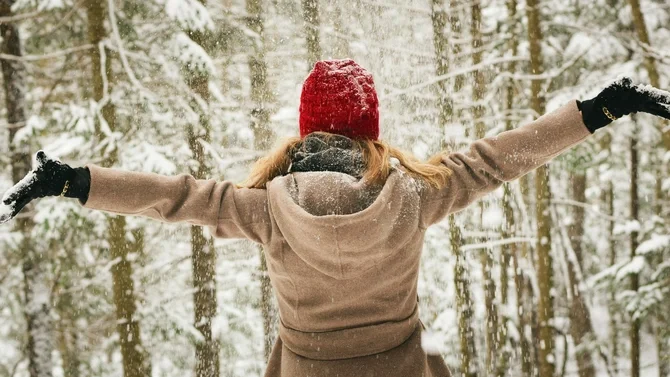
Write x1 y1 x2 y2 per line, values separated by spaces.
265 168 425 359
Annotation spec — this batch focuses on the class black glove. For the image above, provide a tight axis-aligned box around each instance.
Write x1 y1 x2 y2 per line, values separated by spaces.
0 151 91 224
578 76 670 133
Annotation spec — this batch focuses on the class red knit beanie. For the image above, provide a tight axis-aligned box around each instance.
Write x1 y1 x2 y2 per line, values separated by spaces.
299 59 380 140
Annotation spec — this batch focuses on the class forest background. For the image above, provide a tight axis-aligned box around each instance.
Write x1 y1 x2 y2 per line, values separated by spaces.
0 0 669 377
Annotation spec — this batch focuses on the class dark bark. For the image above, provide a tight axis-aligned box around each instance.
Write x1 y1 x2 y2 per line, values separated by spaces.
525 0 555 375
431 2 478 375
431 0 451 137
86 1 150 376
1 2 54 376
629 126 640 377
567 173 596 377
183 5 221 375
450 216 480 377
245 0 277 360
302 0 321 67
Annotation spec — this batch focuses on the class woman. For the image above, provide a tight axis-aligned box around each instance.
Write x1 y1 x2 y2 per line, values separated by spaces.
2 59 670 377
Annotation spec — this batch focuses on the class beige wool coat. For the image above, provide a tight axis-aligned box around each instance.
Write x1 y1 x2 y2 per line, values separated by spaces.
82 101 591 377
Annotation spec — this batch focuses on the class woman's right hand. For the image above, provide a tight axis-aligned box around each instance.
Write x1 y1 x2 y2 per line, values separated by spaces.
0 151 87 224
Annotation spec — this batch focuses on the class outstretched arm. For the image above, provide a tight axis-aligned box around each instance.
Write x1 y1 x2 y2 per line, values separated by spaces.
420 77 670 226
1 154 272 244
83 166 272 243
420 100 590 226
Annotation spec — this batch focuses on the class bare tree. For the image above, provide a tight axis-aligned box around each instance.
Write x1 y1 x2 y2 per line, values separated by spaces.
431 1 478 375
525 0 555 375
0 2 54 376
246 0 277 360
182 2 220 375
86 1 150 376
629 122 640 377
567 170 596 377
501 1 532 376
302 0 322 66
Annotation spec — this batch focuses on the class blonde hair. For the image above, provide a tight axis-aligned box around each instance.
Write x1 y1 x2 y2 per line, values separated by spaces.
241 132 451 189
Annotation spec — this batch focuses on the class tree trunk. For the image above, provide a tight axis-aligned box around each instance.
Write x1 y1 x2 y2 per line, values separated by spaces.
431 0 451 135
302 0 322 67
246 0 277 360
55 273 81 377
331 4 352 58
607 179 619 376
470 3 500 374
625 4 668 374
431 2 477 375
0 3 55 377
109 217 150 377
86 1 150 376
451 216 480 377
567 172 596 377
501 2 530 375
629 125 640 377
525 0 555 375
183 10 221 376
625 0 660 94
449 0 465 94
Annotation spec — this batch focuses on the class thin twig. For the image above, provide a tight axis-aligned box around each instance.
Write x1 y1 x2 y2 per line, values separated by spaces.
383 56 528 99
0 44 94 62
107 0 151 97
37 55 72 115
0 10 43 23
461 237 536 252
0 120 27 129
31 0 85 39
552 198 619 222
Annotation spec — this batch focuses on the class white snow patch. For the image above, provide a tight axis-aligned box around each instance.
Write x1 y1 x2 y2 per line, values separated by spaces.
613 220 641 235
636 234 670 255
663 177 670 192
635 83 670 105
12 0 64 11
173 33 216 76
0 202 14 223
164 0 214 31
421 330 441 355
616 256 646 281
481 206 503 229
12 115 47 146
2 170 36 203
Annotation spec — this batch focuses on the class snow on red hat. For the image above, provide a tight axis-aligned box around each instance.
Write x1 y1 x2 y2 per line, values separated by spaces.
299 59 380 140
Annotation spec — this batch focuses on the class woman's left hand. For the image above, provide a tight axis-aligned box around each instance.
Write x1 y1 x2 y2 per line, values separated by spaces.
579 76 670 132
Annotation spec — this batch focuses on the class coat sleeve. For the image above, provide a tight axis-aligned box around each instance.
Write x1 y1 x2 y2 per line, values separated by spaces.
420 100 592 227
83 166 272 244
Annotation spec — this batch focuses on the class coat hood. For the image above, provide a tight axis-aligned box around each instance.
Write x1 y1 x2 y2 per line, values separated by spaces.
266 169 421 280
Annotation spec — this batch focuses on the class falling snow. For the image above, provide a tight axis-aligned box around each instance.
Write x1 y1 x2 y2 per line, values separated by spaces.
0 0 668 376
